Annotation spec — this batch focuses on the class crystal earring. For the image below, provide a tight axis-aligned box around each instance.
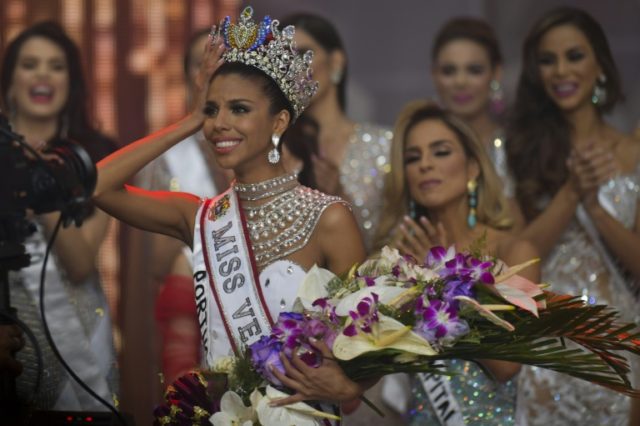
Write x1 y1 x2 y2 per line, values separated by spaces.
268 133 281 164
330 69 343 85
591 74 607 106
489 79 505 116
467 179 478 229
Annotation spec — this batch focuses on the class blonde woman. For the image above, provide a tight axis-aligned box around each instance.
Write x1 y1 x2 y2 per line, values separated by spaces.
375 101 538 425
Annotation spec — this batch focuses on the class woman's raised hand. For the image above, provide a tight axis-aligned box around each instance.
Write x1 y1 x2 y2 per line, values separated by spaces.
390 215 448 261
568 142 618 207
192 29 225 118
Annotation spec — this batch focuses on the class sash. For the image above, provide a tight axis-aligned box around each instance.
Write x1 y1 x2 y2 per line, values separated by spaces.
417 361 465 426
197 188 274 365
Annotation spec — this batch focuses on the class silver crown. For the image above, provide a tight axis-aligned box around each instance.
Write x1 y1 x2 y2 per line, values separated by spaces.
216 6 318 119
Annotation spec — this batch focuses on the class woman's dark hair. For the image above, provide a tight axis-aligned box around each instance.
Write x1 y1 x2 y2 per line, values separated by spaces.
280 13 348 111
506 7 623 219
281 114 319 189
183 28 210 78
0 21 116 162
432 17 502 68
213 62 294 120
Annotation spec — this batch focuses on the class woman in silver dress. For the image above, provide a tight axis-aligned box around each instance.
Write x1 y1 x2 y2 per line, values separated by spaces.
281 13 393 252
506 7 640 425
1 22 118 410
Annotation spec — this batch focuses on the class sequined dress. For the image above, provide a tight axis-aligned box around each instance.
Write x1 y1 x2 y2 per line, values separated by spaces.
340 123 392 251
10 224 118 410
405 129 519 426
517 165 640 426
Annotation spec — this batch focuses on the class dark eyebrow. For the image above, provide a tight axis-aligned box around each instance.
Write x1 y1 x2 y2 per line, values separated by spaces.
228 98 255 104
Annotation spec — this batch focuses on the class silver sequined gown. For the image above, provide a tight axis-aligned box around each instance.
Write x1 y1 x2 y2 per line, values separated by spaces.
339 123 392 252
517 165 640 426
406 133 519 426
10 224 118 410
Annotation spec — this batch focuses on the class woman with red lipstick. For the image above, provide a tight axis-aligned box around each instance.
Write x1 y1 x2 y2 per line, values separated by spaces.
430 18 522 224
0 22 118 409
375 101 538 425
93 9 368 417
506 7 640 425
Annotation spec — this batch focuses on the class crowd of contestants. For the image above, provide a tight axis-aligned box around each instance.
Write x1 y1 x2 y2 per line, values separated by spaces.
0 4 639 425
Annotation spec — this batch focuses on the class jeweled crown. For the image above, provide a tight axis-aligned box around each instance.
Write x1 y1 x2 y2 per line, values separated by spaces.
216 6 318 119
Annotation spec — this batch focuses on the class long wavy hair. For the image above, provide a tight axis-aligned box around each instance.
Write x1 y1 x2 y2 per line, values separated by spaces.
374 101 512 250
1 21 116 162
506 7 622 220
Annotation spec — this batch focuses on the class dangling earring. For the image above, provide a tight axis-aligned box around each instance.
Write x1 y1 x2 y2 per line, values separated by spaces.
330 69 343 85
489 79 505 116
408 199 416 219
268 133 281 164
591 74 607 106
467 179 478 229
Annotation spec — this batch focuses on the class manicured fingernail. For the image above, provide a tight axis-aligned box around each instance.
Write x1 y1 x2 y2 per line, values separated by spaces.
309 337 317 343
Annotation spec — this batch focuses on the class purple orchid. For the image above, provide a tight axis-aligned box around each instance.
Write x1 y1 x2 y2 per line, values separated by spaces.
343 293 380 337
271 312 305 357
467 257 495 284
250 335 285 386
414 297 469 345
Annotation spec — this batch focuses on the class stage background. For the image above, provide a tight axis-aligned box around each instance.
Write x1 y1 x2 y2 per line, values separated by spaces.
1 1 638 425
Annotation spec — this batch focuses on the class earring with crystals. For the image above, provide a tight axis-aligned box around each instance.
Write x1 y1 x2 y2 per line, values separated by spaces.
489 79 505 116
467 179 478 229
268 133 281 164
330 69 343 85
591 74 607 106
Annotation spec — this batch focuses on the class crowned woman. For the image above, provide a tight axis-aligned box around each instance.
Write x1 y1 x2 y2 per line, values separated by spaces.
93 7 368 422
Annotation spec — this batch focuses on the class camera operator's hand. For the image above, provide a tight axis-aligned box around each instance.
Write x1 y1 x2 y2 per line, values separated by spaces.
0 325 24 377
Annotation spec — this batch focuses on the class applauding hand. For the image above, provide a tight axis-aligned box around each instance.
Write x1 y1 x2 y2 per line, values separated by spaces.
390 215 448 261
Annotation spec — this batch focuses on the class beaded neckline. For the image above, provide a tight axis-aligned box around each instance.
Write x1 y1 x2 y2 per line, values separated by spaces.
233 172 299 201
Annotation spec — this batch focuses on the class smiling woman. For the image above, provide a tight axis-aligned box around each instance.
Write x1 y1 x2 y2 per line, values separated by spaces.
92 7 368 422
506 6 640 426
0 21 118 410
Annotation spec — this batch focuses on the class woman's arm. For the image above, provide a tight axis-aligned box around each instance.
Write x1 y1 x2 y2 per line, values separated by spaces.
318 203 367 273
518 182 579 258
38 209 111 284
93 40 224 244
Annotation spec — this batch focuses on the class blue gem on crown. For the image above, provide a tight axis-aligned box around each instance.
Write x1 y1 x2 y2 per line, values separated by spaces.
216 6 318 119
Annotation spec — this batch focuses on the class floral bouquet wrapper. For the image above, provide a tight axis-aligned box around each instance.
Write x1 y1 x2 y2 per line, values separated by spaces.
155 246 640 425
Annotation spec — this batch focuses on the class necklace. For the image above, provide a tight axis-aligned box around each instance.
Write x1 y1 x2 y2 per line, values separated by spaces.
233 172 299 201
241 184 342 268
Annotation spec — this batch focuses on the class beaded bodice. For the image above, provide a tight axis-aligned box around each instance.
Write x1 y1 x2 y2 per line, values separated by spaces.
234 174 345 269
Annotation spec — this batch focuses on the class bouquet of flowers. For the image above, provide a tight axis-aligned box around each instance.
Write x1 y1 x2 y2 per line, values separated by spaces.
155 246 640 425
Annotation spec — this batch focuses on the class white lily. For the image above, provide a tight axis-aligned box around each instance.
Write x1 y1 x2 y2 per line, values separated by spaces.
256 386 339 426
294 265 335 311
209 390 255 426
332 313 437 360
